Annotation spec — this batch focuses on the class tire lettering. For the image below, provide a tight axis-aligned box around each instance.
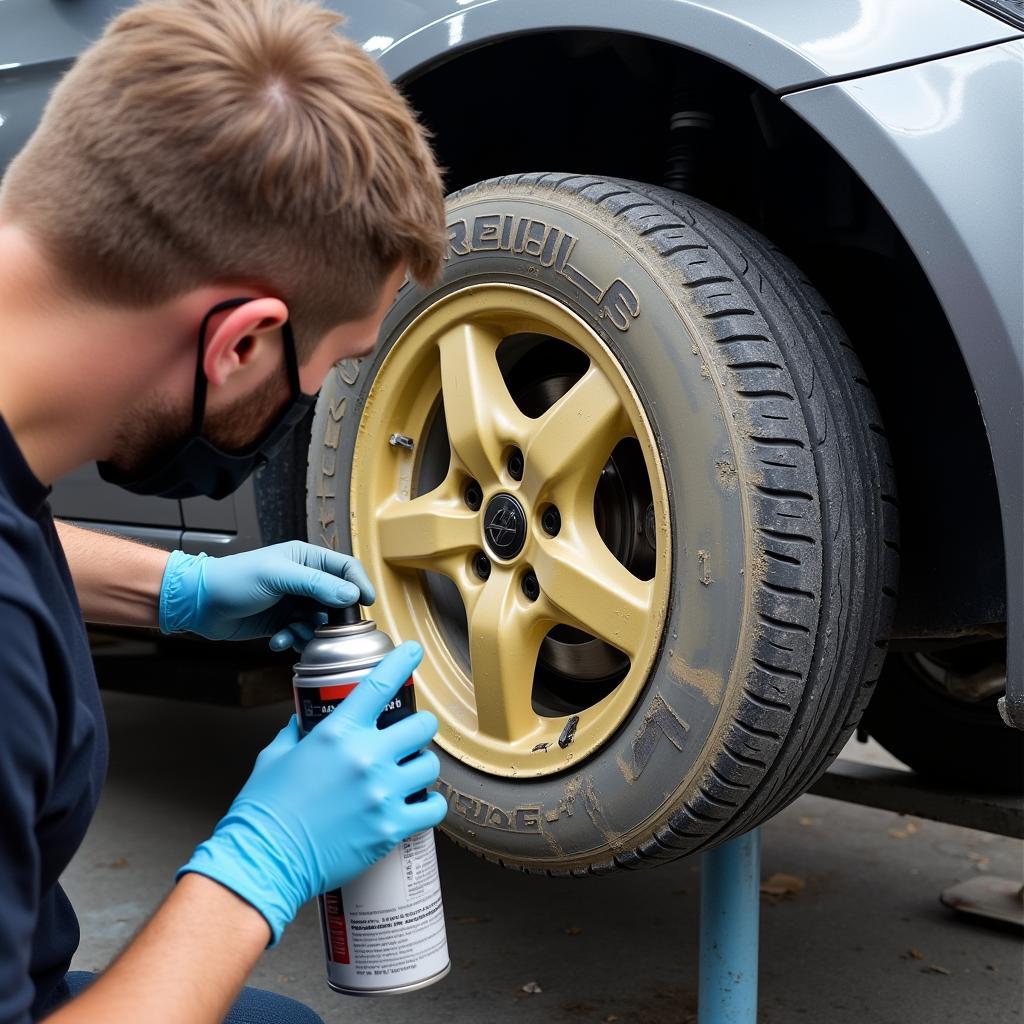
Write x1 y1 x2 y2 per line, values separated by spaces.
337 359 361 386
628 696 690 782
599 278 641 331
323 398 345 451
471 213 502 250
446 214 640 332
436 779 541 834
448 218 470 255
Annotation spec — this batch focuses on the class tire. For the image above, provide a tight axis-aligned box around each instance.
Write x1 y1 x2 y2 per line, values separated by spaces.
307 173 899 873
863 646 1024 793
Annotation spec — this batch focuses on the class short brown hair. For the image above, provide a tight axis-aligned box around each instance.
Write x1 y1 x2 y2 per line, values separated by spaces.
0 0 445 351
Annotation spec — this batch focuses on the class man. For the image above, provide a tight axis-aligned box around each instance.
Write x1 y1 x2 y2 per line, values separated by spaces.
0 2 449 1022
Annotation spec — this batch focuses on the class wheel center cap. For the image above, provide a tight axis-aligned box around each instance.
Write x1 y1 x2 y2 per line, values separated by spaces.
483 493 527 560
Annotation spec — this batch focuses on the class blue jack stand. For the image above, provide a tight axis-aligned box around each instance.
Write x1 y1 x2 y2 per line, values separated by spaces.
698 828 762 1024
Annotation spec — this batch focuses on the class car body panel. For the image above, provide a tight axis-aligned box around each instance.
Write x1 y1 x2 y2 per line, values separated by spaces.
179 485 266 557
50 463 184 527
338 0 1020 93
61 518 182 552
786 39 1024 723
1 0 1017 82
1 0 1018 160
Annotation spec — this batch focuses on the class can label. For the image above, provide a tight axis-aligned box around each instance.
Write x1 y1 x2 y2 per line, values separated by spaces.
294 673 449 994
296 677 415 732
321 829 447 984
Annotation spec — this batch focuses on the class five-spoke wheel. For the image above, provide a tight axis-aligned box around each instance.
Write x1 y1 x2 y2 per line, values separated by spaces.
350 285 671 776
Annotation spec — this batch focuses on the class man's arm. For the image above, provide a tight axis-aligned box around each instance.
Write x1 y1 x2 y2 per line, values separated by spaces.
44 876 268 1024
54 523 166 627
54 524 374 650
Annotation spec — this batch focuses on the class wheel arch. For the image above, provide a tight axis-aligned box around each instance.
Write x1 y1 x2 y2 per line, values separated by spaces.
380 30 1009 658
355 0 1014 94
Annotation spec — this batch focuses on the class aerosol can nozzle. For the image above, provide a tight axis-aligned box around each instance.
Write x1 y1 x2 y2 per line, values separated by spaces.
327 603 363 628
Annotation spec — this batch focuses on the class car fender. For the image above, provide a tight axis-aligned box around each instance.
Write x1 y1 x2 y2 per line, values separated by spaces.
784 40 1024 726
339 0 1019 92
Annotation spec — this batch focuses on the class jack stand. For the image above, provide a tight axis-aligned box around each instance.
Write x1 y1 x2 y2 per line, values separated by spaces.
698 828 762 1024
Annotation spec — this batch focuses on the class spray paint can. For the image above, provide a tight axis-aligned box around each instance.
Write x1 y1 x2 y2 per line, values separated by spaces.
292 604 450 996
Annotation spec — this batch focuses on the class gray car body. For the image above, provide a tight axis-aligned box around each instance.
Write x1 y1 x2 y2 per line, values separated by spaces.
1 0 1021 722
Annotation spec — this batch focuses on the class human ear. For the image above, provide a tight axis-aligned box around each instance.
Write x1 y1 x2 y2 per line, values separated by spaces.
202 297 289 386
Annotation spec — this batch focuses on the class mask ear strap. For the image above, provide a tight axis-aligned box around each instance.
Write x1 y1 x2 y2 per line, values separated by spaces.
192 297 255 436
280 319 304 397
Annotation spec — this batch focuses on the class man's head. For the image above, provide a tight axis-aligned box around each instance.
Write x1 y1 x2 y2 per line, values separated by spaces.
0 0 445 483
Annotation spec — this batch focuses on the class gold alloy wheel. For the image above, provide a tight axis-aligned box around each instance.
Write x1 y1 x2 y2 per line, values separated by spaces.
350 285 671 777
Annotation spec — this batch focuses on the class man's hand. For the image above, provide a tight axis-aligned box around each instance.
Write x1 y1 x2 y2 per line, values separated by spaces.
159 540 375 651
179 641 446 943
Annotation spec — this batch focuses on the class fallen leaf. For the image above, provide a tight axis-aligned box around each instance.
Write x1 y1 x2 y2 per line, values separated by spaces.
888 828 908 840
604 1017 620 1023
760 873 806 901
521 981 543 994
966 852 990 871
924 964 951 976
106 857 129 869
564 926 584 936
798 816 813 827
909 948 924 960
905 821 920 834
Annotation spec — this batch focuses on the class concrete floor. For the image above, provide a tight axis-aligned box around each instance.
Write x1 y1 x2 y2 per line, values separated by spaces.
64 691 1023 1024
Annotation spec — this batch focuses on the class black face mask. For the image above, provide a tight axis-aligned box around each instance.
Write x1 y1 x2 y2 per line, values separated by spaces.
97 298 317 501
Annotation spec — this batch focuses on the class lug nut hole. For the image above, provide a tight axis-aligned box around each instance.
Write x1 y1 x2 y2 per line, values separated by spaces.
541 505 561 537
522 571 540 602
507 448 524 481
473 551 491 581
464 480 483 511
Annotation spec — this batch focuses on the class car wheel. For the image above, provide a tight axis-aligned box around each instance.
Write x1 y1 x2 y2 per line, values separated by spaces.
863 644 1023 793
307 173 899 873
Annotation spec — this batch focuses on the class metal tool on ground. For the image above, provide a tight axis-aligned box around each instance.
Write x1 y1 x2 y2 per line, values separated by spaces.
292 605 450 996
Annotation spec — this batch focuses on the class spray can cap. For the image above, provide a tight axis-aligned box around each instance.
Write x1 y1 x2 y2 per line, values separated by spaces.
327 603 363 627
297 602 389 675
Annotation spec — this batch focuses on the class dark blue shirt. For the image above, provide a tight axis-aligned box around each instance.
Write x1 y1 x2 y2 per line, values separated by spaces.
0 416 107 1024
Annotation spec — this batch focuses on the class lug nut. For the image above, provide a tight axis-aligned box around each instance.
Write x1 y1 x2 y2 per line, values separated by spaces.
507 448 524 481
473 551 491 580
541 505 561 537
522 571 540 601
464 480 483 511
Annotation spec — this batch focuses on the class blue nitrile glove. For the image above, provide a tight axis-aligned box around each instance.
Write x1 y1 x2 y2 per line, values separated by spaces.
177 642 446 945
159 540 375 652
